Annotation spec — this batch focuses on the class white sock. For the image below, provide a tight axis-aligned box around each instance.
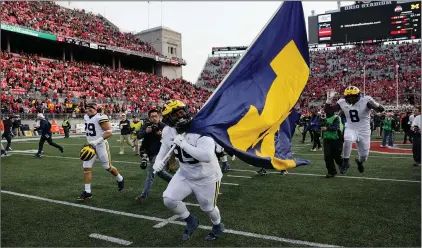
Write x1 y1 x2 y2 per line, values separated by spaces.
221 155 227 163
342 140 352 159
85 184 91 193
116 174 123 182
206 207 221 225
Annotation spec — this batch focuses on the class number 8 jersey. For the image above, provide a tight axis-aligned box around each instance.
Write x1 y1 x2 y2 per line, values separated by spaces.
84 113 109 143
337 95 374 135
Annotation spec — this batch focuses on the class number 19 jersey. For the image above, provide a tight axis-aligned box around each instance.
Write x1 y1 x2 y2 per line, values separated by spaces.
84 113 109 143
337 95 373 135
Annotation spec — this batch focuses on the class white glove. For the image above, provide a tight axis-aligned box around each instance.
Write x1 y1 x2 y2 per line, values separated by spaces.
153 161 165 173
172 134 187 149
326 89 337 104
89 137 104 147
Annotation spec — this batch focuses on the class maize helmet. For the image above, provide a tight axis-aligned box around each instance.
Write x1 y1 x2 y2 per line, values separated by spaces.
344 86 361 105
162 100 192 132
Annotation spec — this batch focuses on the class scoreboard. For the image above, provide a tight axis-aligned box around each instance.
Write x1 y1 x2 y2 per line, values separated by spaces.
316 1 421 46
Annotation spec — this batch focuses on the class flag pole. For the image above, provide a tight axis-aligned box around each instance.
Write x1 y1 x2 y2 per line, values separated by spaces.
199 2 286 111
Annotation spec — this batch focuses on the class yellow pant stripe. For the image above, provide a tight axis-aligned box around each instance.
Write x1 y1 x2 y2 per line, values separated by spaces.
105 142 112 168
214 181 220 207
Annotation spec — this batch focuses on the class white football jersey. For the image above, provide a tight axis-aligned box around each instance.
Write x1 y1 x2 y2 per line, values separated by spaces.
337 95 374 135
161 126 222 185
84 113 109 143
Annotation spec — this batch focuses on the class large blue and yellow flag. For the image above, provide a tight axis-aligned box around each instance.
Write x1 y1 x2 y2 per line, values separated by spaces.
188 2 311 170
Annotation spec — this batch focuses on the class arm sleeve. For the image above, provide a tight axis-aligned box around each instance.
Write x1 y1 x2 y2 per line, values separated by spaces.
366 97 385 112
153 140 171 165
327 117 340 131
181 136 215 163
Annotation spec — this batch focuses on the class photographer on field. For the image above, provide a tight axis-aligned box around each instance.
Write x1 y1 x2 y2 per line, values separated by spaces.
135 109 173 204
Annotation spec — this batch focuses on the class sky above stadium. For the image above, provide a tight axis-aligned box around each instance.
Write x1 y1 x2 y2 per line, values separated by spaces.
57 1 354 83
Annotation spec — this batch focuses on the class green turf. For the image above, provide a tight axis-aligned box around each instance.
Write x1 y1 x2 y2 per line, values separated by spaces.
1 134 420 247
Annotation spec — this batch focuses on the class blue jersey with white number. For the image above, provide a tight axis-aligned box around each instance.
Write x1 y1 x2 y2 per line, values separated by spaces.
337 95 374 135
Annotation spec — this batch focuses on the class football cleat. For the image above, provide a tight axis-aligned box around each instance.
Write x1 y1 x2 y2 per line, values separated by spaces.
77 191 92 200
280 170 289 176
355 158 364 174
340 159 350 174
80 145 96 161
34 154 41 159
256 168 267 175
182 215 199 241
205 223 225 241
117 178 124 192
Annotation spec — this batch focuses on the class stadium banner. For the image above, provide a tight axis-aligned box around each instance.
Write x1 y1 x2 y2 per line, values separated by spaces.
1 23 56 41
341 1 396 11
98 45 106 50
212 46 248 52
90 43 98 49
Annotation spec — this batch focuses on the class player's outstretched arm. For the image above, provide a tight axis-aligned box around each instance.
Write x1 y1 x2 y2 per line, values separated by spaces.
367 99 385 113
175 135 214 163
324 89 341 114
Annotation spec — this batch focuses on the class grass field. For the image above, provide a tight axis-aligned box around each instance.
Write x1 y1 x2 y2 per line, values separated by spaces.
1 133 420 247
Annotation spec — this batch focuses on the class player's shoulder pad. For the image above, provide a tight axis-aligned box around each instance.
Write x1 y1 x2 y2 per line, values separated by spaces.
97 113 109 124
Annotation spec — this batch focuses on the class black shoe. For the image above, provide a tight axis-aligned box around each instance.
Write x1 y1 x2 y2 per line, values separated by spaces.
355 158 364 174
205 223 225 241
256 168 267 175
59 147 64 153
182 216 199 241
34 154 41 159
340 159 350 174
77 191 92 200
326 173 336 178
117 178 124 192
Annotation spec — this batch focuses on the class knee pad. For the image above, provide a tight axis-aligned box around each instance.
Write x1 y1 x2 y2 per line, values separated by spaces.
163 196 178 209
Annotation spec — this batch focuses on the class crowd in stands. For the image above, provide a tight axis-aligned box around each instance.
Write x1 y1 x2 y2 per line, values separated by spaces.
197 56 240 88
303 42 421 108
196 42 421 111
1 51 211 116
1 1 158 56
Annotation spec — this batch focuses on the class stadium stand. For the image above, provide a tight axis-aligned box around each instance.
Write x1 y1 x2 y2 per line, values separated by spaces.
1 1 158 56
196 42 421 110
0 51 210 116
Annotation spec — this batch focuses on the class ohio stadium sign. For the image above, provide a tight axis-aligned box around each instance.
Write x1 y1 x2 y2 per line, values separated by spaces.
342 1 394 11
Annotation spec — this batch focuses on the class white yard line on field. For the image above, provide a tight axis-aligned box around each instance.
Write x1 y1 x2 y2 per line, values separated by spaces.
89 233 132 246
229 169 421 183
1 190 340 247
226 175 252 179
12 153 419 183
153 215 179 229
